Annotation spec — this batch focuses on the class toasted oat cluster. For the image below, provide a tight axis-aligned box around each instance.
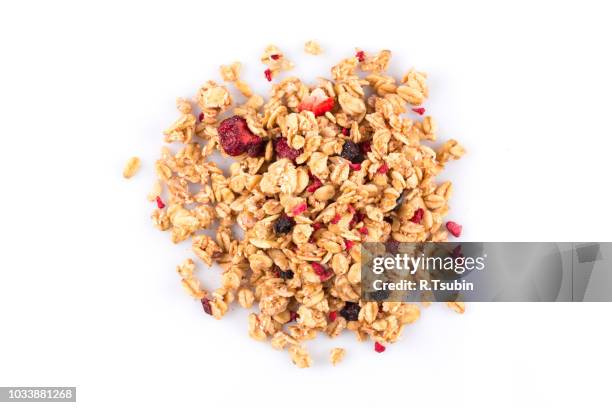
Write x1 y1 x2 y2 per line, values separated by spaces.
150 45 465 367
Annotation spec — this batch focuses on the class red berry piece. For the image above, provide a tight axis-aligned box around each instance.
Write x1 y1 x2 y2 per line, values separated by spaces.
329 311 337 322
311 262 332 281
291 203 307 216
198 112 204 122
270 54 281 60
218 115 264 157
155 196 165 209
446 221 463 237
359 226 369 235
374 342 386 353
264 69 272 81
360 141 372 154
297 88 335 117
345 239 355 251
331 213 341 224
412 107 426 115
289 311 298 322
342 127 350 136
275 137 303 161
349 163 361 171
410 208 424 224
355 50 366 62
377 163 389 174
306 175 323 193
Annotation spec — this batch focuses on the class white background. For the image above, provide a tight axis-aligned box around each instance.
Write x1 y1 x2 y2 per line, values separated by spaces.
1 1 611 407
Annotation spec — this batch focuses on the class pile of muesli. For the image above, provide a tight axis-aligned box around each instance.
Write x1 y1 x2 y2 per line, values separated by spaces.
147 42 465 368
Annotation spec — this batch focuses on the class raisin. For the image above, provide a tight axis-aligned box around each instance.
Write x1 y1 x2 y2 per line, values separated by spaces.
340 140 364 164
274 214 295 234
340 302 361 321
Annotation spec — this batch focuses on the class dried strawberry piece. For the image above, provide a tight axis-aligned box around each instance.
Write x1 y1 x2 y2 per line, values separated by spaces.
329 311 337 322
349 163 361 171
311 262 332 281
356 50 366 62
275 137 303 161
270 54 281 60
377 163 389 174
155 196 165 209
312 222 322 231
410 208 424 224
306 176 323 193
446 221 463 237
412 107 426 115
342 127 350 136
298 88 335 117
201 298 212 315
359 226 369 235
345 239 355 251
218 115 264 157
347 204 355 214
264 68 272 81
350 212 366 229
374 341 386 353
331 213 341 224
291 203 308 216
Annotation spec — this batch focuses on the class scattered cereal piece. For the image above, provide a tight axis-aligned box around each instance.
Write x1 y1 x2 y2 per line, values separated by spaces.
289 345 312 368
330 348 345 365
219 61 241 82
447 301 466 314
123 156 141 179
304 40 323 55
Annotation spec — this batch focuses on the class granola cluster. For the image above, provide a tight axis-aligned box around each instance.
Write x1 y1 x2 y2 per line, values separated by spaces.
149 45 465 367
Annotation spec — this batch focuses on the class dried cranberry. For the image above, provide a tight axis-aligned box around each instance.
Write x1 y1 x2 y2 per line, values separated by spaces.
377 163 389 174
312 222 322 231
374 342 386 353
340 302 360 321
412 107 426 115
446 221 463 237
198 112 204 122
342 127 350 136
410 208 424 224
274 214 295 234
356 50 366 62
275 137 303 161
201 298 212 315
359 226 369 235
155 196 165 209
360 141 372 154
349 163 361 171
218 115 264 157
341 140 364 164
331 213 341 224
264 69 272 81
270 54 281 60
311 262 332 281
329 311 337 322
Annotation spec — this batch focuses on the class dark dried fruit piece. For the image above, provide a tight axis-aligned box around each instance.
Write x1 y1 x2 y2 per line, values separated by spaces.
274 265 294 280
218 115 264 157
393 191 405 211
275 137 303 160
340 302 360 321
274 214 295 234
360 140 372 154
201 298 212 315
340 140 364 164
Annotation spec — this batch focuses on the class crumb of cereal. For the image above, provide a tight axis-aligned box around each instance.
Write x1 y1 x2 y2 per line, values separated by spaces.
304 40 322 55
330 348 345 365
123 156 141 179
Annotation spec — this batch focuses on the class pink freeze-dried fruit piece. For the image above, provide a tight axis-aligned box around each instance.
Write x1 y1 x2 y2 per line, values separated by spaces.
356 50 366 62
374 342 386 353
275 137 303 160
155 196 165 209
298 88 335 117
412 107 426 115
410 208 424 224
218 115 264 157
264 68 272 81
329 311 337 322
311 262 332 281
446 221 463 237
